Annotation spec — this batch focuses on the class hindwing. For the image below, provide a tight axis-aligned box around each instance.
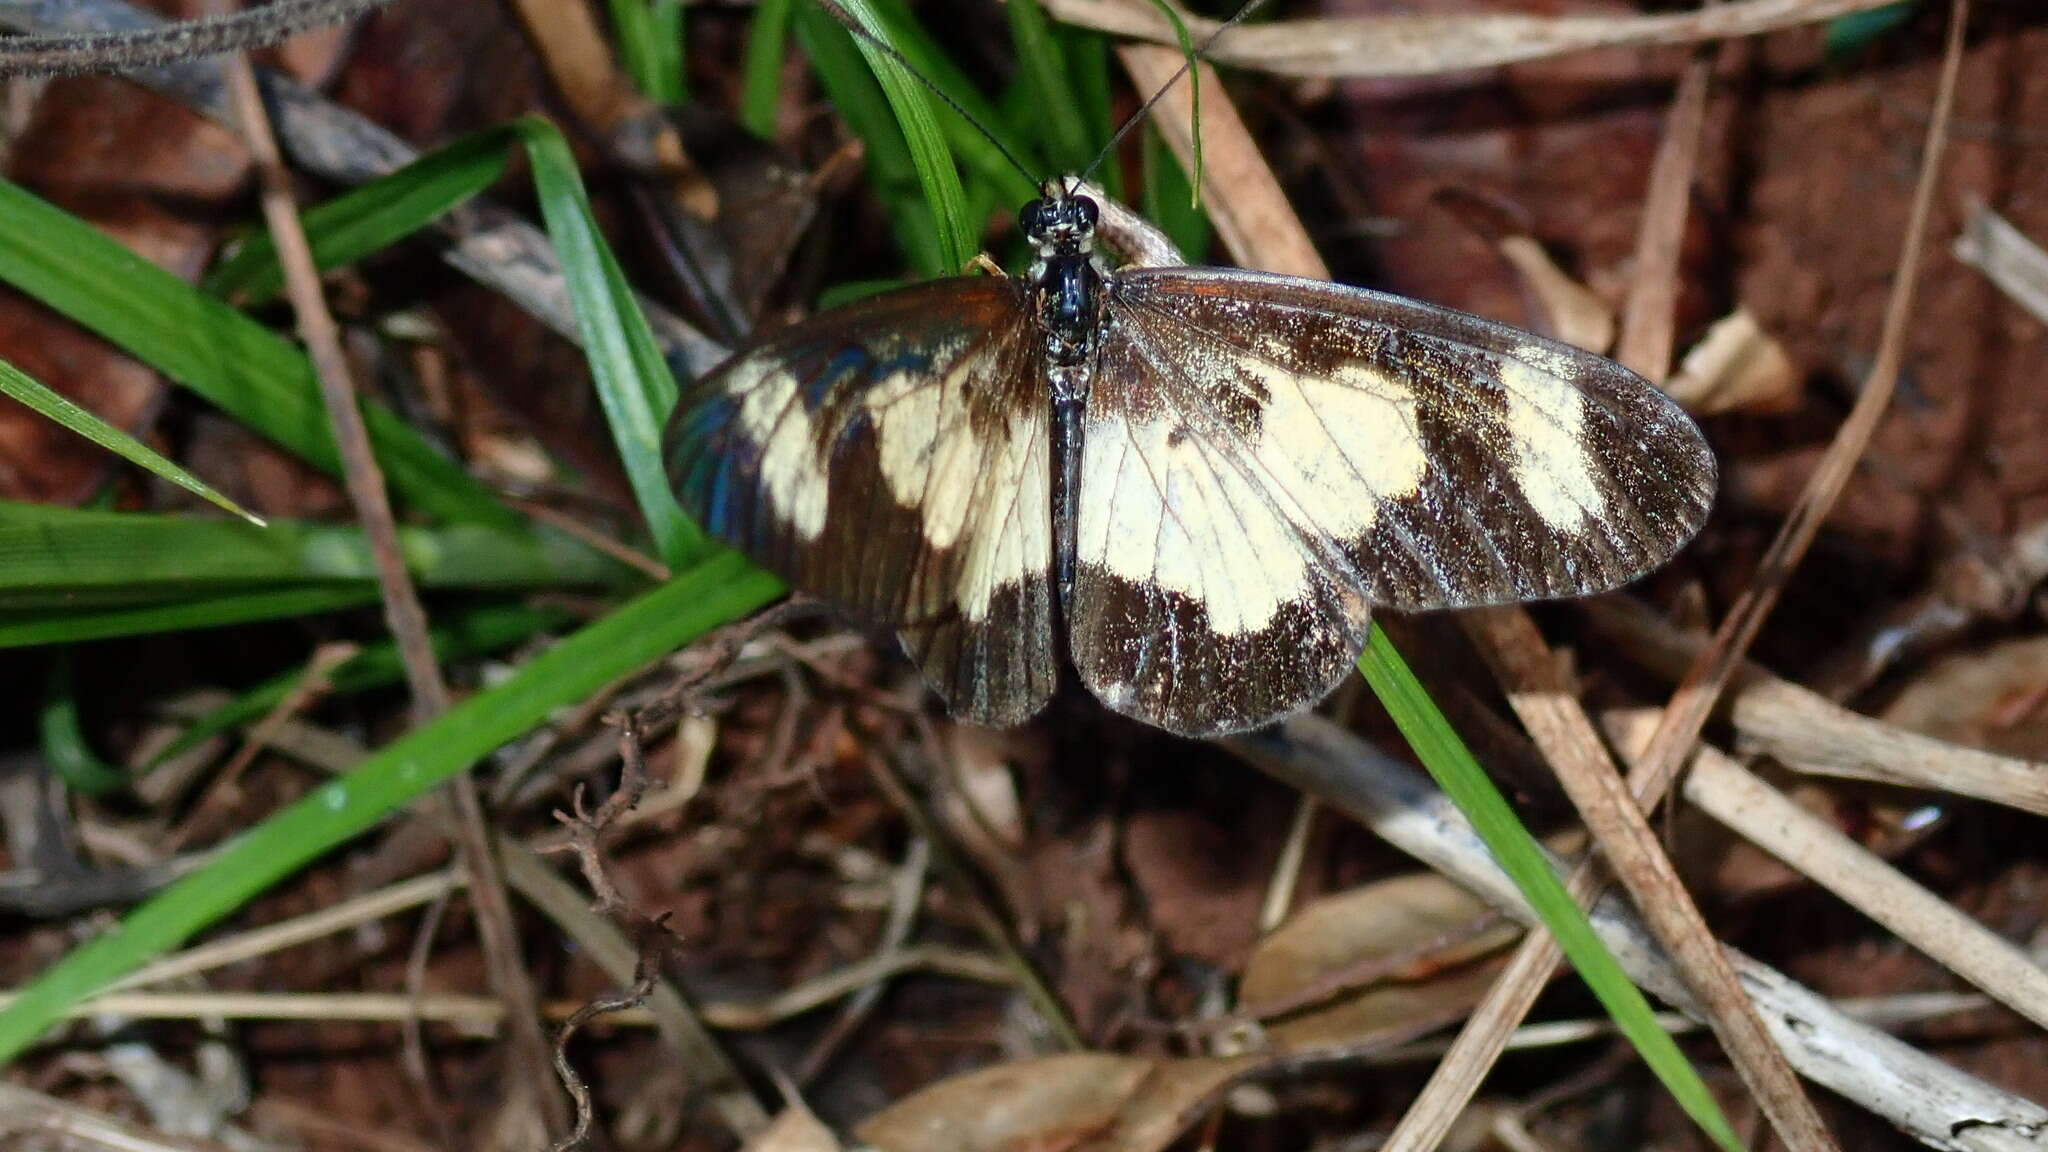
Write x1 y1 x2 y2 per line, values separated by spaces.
1066 267 1715 737
664 278 1057 726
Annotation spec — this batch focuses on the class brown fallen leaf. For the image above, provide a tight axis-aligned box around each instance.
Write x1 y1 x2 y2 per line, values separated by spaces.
746 1103 842 1152
1497 235 1616 355
1238 871 1519 1054
1664 308 1803 415
856 1053 1256 1152
1883 636 2048 763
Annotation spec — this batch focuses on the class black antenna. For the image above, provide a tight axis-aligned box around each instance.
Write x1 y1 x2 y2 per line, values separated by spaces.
0 0 394 77
810 0 1044 190
1076 0 1275 189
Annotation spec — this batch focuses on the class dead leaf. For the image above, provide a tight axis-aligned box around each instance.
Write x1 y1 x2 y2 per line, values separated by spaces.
856 1053 1256 1152
1238 871 1518 1053
1498 235 1616 354
746 1103 842 1152
1883 636 2048 763
1665 308 1802 415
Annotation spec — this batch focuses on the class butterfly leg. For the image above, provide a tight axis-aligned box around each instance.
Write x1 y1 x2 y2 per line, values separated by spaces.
965 252 1008 278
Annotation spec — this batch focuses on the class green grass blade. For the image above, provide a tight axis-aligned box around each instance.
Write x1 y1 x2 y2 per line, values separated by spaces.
0 552 783 1063
0 359 262 526
853 0 1040 209
1357 625 1744 1152
0 501 627 609
1065 29 1121 200
0 180 511 527
203 127 515 305
148 602 571 769
1141 126 1210 263
653 0 687 101
510 117 703 567
792 5 944 278
1825 0 1916 57
741 0 797 138
40 651 129 796
829 0 975 274
1007 0 1092 176
0 587 383 648
609 0 687 103
1140 0 1203 202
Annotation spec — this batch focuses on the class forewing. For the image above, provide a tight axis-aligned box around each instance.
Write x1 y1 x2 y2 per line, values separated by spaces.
665 277 1057 726
1068 267 1715 736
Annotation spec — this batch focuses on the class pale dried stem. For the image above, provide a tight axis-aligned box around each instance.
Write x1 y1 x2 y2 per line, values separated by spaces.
0 945 1017 1031
1056 0 1909 79
1580 596 2048 816
0 0 389 76
1605 710 2048 1034
222 49 564 1141
1615 52 1713 382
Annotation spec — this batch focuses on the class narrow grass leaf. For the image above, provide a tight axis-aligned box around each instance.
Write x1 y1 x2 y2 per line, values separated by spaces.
830 0 975 274
1008 0 1093 176
40 652 129 795
741 0 797 138
149 602 571 768
854 0 1041 209
793 5 945 278
1356 625 1745 1152
650 0 687 102
0 180 511 527
1141 126 1210 263
1066 29 1122 200
511 117 703 567
0 501 626 610
1142 0 1203 203
608 0 686 103
0 552 784 1062
1825 0 1916 57
0 587 383 648
204 127 515 305
0 359 262 526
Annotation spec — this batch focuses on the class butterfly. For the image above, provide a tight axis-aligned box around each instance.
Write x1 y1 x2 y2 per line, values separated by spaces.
663 178 1715 738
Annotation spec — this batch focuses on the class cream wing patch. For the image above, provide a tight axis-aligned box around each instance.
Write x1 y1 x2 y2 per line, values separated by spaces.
730 358 830 540
1075 348 1435 637
1498 358 1604 531
1240 358 1428 536
954 411 1051 621
1079 415 1312 636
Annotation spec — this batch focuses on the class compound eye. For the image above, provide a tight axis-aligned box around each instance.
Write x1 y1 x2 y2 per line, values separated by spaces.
1020 199 1047 236
1075 196 1100 229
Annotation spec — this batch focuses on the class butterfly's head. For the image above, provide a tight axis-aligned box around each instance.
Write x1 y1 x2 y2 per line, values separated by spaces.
1021 184 1099 260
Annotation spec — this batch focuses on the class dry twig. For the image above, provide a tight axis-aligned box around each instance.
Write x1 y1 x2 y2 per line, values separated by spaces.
220 43 564 1142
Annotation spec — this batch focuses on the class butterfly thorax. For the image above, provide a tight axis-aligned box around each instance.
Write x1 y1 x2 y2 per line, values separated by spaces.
1020 190 1105 384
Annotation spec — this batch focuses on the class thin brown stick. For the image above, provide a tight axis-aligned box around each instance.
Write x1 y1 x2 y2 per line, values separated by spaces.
1619 0 1970 915
1455 609 1838 1151
1614 51 1714 382
220 51 564 1141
